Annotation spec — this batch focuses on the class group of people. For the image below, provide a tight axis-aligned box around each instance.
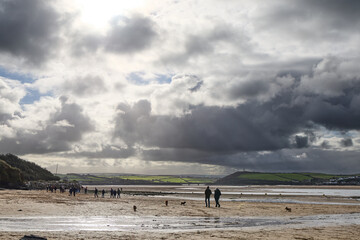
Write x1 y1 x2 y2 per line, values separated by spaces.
47 184 221 207
46 185 71 194
205 186 221 207
93 187 122 198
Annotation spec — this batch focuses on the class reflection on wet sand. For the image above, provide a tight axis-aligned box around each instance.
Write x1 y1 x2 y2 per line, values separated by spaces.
1 213 359 232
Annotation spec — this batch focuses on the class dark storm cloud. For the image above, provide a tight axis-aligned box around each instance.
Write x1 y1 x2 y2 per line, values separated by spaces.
217 149 360 174
113 81 360 154
0 97 93 154
140 148 360 174
63 75 106 96
302 95 360 130
340 138 353 147
105 15 157 54
302 0 360 29
113 99 299 152
0 0 63 66
257 0 360 41
295 135 308 148
229 78 271 99
321 140 331 149
110 55 360 166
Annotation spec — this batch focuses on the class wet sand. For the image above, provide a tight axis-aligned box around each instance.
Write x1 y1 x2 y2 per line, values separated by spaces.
1 186 360 239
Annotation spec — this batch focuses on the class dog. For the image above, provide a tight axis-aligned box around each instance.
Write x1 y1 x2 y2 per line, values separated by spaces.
181 201 186 206
165 200 168 206
285 207 292 212
133 205 137 212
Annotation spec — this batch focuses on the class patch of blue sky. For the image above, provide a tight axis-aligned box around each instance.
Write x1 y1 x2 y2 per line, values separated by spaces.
127 72 173 85
127 72 148 85
0 66 35 83
155 74 172 84
20 88 42 105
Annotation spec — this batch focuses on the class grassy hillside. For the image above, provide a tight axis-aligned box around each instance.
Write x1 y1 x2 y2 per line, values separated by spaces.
58 173 215 185
0 153 59 183
0 160 23 188
216 171 360 185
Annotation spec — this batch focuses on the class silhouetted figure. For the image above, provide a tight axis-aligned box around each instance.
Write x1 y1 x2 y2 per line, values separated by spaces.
85 187 88 194
214 188 221 207
94 188 98 198
102 189 105 198
205 186 212 207
117 188 121 198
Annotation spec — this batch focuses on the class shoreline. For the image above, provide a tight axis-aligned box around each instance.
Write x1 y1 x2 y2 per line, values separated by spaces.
1 186 360 239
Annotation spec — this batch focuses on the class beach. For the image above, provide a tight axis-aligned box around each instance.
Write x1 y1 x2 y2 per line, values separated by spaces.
1 185 360 239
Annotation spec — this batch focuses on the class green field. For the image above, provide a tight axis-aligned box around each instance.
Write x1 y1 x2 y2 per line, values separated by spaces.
116 175 213 184
57 173 215 185
237 172 352 182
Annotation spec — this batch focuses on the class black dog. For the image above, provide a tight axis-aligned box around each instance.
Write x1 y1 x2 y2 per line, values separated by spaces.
285 207 291 212
181 201 186 205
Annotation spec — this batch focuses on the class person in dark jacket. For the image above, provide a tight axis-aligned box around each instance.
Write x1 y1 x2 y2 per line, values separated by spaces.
205 186 212 207
214 188 221 207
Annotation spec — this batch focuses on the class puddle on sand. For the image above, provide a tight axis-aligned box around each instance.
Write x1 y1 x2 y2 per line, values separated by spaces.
0 213 359 232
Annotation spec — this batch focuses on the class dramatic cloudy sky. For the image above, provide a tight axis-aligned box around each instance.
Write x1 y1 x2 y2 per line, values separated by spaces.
0 0 360 174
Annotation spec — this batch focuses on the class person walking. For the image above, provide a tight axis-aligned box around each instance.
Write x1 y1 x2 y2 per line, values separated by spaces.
205 186 212 207
214 188 221 207
102 189 105 198
94 188 98 198
117 188 121 198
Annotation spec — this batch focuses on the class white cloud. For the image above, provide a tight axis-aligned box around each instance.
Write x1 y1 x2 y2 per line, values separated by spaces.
1 0 360 174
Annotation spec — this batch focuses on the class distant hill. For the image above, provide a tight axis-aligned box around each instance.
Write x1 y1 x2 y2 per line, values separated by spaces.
0 160 23 188
0 153 59 188
215 171 360 185
57 173 216 185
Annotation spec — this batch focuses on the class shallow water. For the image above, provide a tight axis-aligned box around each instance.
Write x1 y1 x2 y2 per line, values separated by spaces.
151 195 360 206
86 185 360 197
0 213 359 232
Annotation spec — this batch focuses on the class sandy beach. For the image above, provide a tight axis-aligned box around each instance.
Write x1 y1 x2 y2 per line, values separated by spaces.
1 186 360 239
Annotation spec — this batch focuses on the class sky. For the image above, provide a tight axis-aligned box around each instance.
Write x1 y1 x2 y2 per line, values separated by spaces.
0 0 360 175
